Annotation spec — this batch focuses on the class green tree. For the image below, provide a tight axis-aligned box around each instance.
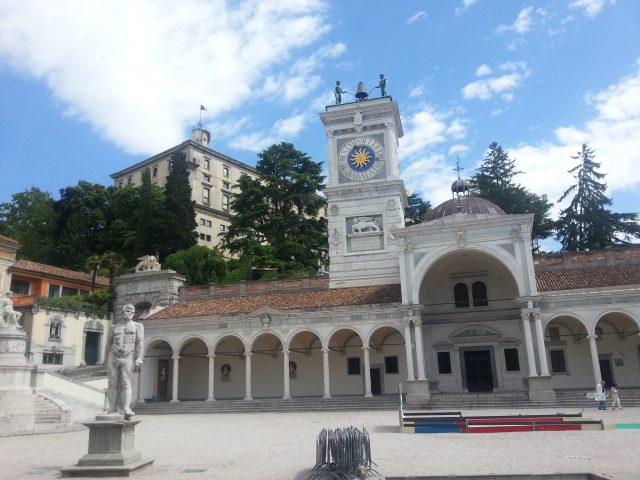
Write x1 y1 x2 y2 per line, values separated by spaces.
163 245 227 285
222 142 328 276
556 144 640 251
405 192 432 226
160 151 197 258
100 252 126 287
54 181 112 269
470 142 554 249
84 254 103 292
134 168 164 259
0 187 56 263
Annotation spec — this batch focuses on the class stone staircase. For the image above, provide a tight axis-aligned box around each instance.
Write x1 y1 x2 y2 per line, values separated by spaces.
34 396 64 424
133 388 640 415
134 394 399 415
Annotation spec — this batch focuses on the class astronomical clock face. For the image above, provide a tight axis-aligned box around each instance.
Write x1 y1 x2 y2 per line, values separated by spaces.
338 136 385 181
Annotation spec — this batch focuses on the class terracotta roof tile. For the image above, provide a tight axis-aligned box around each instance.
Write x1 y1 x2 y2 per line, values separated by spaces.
536 264 640 291
0 235 20 245
149 284 402 320
12 260 110 287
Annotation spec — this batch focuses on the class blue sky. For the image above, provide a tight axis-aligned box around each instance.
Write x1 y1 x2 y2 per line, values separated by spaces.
0 0 638 251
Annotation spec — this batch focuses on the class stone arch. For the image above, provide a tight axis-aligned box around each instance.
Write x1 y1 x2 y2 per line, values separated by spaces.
176 336 209 400
594 310 640 387
327 327 367 396
287 328 325 397
142 338 175 402
412 244 529 306
250 331 287 398
212 334 248 400
366 324 406 394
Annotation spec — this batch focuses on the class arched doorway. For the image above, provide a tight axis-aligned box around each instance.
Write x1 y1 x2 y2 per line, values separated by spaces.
213 335 246 399
177 337 208 400
143 339 174 402
368 326 405 395
288 330 324 397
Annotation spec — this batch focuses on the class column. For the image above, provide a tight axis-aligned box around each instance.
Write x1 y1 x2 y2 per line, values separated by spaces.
588 335 602 384
492 345 503 391
80 331 87 366
283 350 291 400
533 313 550 375
170 356 180 403
403 322 415 381
521 312 537 376
452 347 463 391
136 358 145 404
244 352 253 400
363 346 372 398
322 348 331 399
413 321 427 381
206 354 215 402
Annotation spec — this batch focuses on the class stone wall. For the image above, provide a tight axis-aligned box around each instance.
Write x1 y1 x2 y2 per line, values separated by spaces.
180 276 330 299
533 247 640 271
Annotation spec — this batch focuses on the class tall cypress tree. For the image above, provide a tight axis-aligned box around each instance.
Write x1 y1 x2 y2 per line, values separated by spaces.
134 168 163 259
556 144 640 251
470 142 554 250
160 151 197 258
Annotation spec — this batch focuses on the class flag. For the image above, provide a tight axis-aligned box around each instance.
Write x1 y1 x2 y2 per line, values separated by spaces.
200 105 208 111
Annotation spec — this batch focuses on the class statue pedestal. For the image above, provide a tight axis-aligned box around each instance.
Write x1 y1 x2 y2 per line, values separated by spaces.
0 326 35 435
60 415 154 477
527 375 556 403
405 379 431 406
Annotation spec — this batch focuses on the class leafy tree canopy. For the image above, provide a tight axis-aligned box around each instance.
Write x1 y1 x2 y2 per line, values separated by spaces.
222 142 328 276
0 187 56 263
405 192 432 226
469 142 555 250
556 144 640 251
164 245 227 286
54 181 112 270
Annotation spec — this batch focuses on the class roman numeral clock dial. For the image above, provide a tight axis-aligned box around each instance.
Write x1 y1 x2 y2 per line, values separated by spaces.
338 136 385 182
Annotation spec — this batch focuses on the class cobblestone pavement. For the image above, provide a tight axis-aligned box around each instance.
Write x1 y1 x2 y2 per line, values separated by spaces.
1 408 639 479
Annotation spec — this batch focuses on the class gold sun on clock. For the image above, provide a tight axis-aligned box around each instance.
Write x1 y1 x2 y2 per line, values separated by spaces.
337 136 385 182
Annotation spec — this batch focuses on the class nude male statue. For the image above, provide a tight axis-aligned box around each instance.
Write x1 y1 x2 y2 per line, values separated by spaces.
106 304 144 417
0 291 22 327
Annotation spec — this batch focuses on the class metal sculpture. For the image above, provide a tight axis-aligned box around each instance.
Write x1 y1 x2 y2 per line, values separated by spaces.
308 426 379 479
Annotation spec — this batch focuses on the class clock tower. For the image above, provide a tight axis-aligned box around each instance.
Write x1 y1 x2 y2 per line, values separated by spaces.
320 96 407 288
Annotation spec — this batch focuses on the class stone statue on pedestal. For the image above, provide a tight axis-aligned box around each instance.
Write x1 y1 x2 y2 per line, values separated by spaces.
135 255 160 272
0 292 22 328
106 304 144 417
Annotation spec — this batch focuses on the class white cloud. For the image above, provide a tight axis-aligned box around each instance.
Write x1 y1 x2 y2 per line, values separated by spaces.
455 0 478 15
399 106 470 204
229 113 310 152
495 7 548 35
475 64 492 76
508 64 640 217
0 0 330 155
407 11 428 24
462 62 530 101
409 85 427 97
569 0 614 18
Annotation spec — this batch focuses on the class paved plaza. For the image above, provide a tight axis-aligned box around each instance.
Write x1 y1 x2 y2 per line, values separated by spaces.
1 408 639 479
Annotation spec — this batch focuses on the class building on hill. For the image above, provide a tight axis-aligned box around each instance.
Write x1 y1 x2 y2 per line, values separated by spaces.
114 96 639 406
109 123 258 250
8 259 112 368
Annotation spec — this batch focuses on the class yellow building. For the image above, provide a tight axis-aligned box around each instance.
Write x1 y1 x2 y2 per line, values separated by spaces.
109 124 257 250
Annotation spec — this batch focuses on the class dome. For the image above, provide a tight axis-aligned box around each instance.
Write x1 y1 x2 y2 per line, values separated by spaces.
451 178 470 194
425 197 505 223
